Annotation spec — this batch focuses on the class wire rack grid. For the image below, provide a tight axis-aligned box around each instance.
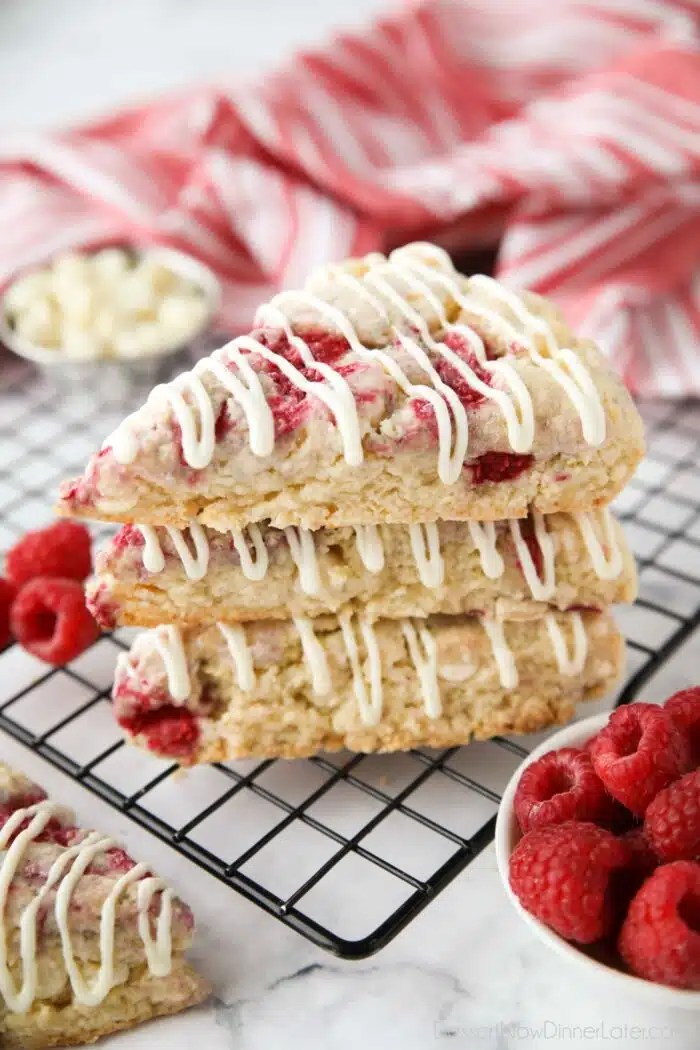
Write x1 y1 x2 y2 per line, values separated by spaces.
0 352 699 960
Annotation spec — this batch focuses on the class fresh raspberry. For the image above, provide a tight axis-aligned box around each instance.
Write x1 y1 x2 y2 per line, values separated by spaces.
619 861 700 989
613 827 660 909
514 747 613 833
6 521 92 589
86 581 118 631
644 771 700 862
621 827 659 877
665 688 700 764
509 821 630 943
470 452 534 485
11 577 99 665
0 577 16 648
119 704 200 760
589 704 690 815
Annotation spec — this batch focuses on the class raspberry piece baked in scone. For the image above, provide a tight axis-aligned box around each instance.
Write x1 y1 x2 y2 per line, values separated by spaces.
90 508 637 628
112 609 624 763
58 243 644 530
0 764 209 1049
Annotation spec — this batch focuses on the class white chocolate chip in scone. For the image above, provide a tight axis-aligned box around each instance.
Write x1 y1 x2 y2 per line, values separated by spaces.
438 663 477 682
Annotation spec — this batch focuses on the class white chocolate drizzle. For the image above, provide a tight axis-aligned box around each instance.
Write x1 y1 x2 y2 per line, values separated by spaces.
353 525 385 573
293 617 331 695
218 623 255 692
338 612 384 727
130 508 623 605
573 508 623 580
545 612 588 676
0 801 173 1013
508 510 556 601
142 609 597 731
284 527 322 596
140 523 209 580
402 618 441 719
481 618 519 689
408 523 444 588
467 521 504 579
230 524 268 581
106 242 605 480
152 625 190 701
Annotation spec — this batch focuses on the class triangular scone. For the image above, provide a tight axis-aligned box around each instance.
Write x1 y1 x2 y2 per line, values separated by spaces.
58 243 644 530
0 764 209 1049
112 610 624 763
90 509 637 628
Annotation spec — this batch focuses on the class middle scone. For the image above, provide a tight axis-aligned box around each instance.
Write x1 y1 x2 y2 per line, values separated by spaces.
90 507 636 628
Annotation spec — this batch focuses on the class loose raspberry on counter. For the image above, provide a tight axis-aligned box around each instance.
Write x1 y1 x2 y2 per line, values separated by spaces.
5 520 92 588
514 747 613 833
588 704 690 815
0 577 16 648
665 688 700 765
10 577 99 665
644 770 700 862
509 821 631 943
619 861 700 989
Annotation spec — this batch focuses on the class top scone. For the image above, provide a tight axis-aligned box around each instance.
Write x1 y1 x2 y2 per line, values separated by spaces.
58 243 644 530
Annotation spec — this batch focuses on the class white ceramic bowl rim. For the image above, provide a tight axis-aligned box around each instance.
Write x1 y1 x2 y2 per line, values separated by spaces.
0 244 222 367
495 711 700 1009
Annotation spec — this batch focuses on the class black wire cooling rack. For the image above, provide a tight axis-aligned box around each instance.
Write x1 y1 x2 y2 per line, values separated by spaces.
0 347 699 960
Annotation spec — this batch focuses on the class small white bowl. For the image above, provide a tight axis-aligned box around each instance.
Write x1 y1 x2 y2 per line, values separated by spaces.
495 711 700 1009
0 245 221 387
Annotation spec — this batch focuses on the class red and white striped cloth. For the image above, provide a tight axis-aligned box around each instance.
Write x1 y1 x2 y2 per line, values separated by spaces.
1 0 700 396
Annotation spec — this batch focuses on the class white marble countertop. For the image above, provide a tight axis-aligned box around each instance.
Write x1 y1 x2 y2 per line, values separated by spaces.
1 3 700 1048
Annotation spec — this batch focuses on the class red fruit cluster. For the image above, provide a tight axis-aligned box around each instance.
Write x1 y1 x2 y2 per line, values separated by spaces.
509 692 700 991
1 520 99 665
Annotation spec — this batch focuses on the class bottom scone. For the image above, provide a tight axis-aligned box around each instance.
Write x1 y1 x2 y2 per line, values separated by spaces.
113 610 624 763
0 764 210 1049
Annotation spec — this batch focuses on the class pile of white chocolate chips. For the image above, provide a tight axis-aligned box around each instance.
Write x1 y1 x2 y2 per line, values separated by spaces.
3 249 210 360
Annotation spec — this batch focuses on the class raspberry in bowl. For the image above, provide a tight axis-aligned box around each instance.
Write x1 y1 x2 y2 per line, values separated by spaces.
495 698 700 1008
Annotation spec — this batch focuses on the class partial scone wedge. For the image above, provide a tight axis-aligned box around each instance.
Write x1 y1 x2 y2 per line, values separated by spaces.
0 764 209 1049
91 508 637 628
113 611 624 763
58 243 644 530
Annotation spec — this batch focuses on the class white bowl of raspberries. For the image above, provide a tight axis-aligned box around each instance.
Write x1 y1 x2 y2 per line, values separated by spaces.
495 697 700 1006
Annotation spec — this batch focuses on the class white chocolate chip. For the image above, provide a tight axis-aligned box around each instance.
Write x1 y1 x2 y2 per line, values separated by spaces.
4 249 209 361
52 252 91 289
158 295 208 338
15 298 59 346
114 324 169 359
54 282 95 328
438 663 476 682
92 248 131 282
4 271 54 316
61 326 102 360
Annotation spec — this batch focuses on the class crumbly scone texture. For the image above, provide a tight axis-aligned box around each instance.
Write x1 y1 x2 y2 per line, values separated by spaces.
92 512 637 628
57 249 645 529
2 961 209 1050
114 611 624 763
0 763 210 1049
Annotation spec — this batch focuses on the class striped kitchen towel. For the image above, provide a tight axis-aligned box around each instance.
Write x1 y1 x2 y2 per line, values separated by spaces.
0 0 699 395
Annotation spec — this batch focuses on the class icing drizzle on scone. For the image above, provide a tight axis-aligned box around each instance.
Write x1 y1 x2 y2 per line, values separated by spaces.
121 611 590 732
0 802 173 1012
106 243 606 483
131 508 623 602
